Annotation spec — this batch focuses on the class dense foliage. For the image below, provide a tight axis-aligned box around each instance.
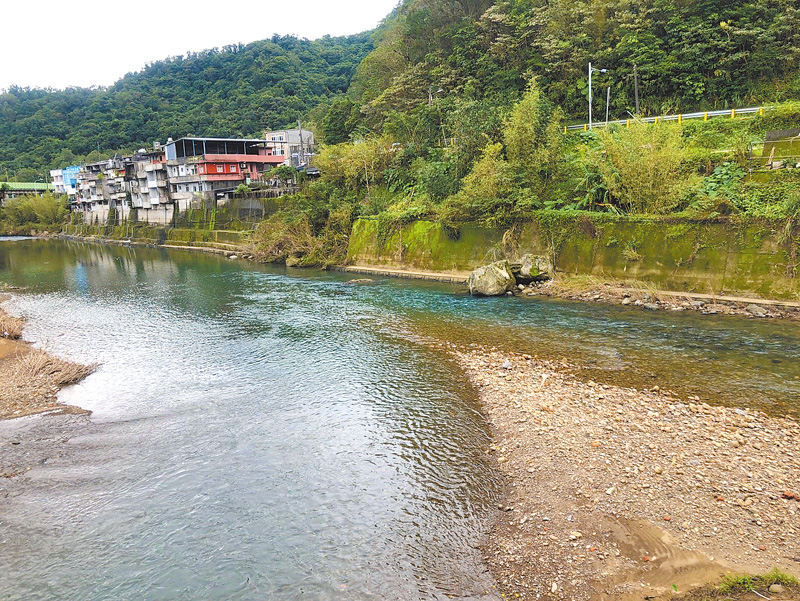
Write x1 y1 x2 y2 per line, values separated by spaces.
0 193 69 234
349 0 800 125
0 34 373 175
2 0 800 264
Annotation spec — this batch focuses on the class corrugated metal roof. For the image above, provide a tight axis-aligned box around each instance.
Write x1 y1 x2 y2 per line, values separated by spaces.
2 182 55 190
171 137 266 143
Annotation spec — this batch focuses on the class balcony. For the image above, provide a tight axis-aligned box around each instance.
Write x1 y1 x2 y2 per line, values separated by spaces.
169 174 202 184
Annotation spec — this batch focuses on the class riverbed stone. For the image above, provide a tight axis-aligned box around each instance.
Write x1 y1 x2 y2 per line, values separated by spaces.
517 254 551 283
469 261 517 296
746 304 768 317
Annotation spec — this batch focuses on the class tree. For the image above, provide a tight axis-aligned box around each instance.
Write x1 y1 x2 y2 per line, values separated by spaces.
503 79 565 197
268 165 298 186
321 97 362 144
589 122 693 214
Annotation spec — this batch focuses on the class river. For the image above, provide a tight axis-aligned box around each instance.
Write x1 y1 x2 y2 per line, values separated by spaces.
0 237 798 600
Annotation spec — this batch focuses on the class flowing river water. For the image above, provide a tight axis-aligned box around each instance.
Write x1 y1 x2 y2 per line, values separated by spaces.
1 237 799 600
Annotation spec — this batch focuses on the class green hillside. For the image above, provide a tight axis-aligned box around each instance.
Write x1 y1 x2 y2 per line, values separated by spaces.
250 0 800 266
0 33 374 177
348 0 800 125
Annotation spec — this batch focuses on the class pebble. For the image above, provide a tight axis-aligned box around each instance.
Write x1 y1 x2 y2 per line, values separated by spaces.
452 347 800 601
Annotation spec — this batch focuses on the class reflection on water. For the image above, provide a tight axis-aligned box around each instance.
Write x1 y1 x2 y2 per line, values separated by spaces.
0 240 498 600
0 238 799 600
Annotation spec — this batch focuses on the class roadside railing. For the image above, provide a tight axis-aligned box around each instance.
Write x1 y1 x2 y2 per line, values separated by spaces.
566 106 769 132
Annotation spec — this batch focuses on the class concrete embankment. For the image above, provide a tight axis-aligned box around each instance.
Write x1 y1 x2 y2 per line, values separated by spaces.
347 214 800 301
61 223 250 253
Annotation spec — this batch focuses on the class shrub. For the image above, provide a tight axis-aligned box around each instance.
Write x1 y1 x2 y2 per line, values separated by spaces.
438 142 516 226
1 193 69 230
590 122 694 214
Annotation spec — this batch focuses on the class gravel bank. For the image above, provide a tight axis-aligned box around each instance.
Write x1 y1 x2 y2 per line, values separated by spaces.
452 348 800 600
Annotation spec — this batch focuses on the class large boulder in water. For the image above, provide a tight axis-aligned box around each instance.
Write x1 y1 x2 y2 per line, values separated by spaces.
468 260 517 296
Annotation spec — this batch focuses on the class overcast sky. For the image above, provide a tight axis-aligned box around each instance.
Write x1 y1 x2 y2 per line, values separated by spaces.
0 0 399 91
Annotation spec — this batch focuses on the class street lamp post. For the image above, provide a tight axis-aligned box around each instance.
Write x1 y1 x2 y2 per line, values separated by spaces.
588 62 608 130
428 86 444 106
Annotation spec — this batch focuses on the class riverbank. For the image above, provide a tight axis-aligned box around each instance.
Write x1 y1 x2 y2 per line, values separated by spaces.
0 296 96 422
336 264 800 318
451 347 800 600
59 228 800 315
521 276 800 320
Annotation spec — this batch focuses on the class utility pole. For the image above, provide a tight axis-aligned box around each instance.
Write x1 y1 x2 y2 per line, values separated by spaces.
606 87 611 125
634 63 640 116
297 118 304 168
588 63 593 130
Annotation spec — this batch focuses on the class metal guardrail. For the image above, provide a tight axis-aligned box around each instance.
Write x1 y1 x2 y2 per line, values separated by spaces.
566 106 769 131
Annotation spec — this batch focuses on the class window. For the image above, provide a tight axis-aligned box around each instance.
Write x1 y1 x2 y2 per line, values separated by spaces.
216 165 224 173
230 165 237 172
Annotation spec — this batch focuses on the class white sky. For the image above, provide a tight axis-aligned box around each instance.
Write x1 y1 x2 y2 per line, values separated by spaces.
0 0 399 91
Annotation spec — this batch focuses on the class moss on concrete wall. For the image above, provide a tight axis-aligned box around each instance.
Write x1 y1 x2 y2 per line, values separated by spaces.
348 214 800 299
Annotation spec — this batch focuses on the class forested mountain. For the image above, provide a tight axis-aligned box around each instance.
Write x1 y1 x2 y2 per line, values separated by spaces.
0 34 373 176
3 0 800 179
345 0 800 129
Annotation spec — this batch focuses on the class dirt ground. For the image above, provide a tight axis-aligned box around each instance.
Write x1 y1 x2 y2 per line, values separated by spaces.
452 348 800 600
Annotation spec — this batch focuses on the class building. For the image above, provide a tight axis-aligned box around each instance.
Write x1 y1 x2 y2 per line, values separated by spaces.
0 182 55 201
74 157 134 224
49 166 80 199
163 137 285 209
264 128 315 168
129 145 170 214
50 134 300 226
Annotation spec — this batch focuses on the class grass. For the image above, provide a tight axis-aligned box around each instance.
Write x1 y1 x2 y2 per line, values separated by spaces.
542 274 608 295
682 568 799 600
718 568 799 594
13 349 98 388
0 308 25 339
541 274 672 303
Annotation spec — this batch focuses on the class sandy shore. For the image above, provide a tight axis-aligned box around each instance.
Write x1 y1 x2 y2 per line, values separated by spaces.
452 347 800 600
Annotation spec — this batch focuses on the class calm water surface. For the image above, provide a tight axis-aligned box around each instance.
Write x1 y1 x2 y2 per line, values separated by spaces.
1 238 799 600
